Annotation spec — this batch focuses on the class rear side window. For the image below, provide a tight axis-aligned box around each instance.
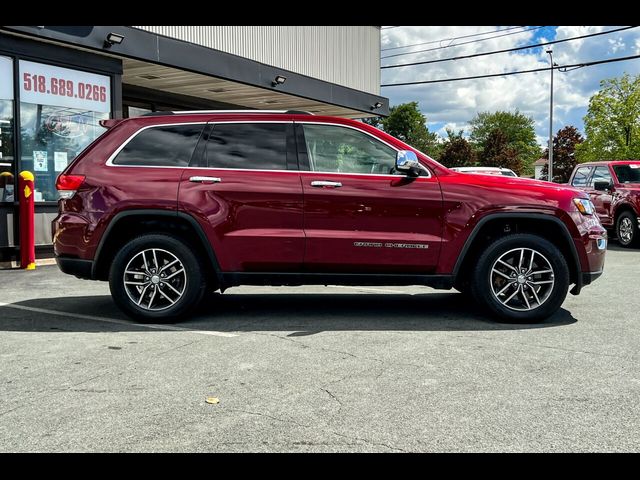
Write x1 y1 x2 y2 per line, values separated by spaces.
571 166 592 187
112 124 204 167
206 123 287 170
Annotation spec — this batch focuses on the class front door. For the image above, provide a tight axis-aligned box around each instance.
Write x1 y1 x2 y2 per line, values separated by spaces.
297 123 443 273
587 165 614 227
178 122 304 272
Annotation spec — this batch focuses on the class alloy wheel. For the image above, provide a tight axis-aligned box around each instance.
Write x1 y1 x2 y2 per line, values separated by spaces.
122 248 187 311
489 247 555 312
619 217 633 244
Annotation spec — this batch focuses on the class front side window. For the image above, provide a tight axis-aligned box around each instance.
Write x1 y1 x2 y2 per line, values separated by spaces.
589 166 612 188
206 123 287 170
18 60 111 201
571 167 592 187
302 124 397 175
113 124 204 167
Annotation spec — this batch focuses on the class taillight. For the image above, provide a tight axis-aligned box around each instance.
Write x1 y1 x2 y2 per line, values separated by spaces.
56 174 85 199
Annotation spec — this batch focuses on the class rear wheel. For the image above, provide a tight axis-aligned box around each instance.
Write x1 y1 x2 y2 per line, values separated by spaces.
470 234 570 323
109 234 206 322
616 211 640 248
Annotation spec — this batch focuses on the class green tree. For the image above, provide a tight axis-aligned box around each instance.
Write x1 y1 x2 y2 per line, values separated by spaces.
377 102 440 156
576 73 640 162
438 129 476 168
469 110 540 175
480 128 523 174
540 126 584 183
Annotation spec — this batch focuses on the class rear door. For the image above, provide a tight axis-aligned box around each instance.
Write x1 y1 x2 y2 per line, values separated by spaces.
297 122 443 273
178 121 304 272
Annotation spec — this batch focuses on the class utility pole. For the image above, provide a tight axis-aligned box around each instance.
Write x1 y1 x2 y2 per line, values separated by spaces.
546 49 555 183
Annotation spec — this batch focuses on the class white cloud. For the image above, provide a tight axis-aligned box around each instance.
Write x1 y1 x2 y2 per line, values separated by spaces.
380 26 640 146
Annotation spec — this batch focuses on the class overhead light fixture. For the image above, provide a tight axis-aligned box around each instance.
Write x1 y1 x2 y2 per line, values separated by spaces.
104 32 125 49
371 102 383 110
272 75 287 87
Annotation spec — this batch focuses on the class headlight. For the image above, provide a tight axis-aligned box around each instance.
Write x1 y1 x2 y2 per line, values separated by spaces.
573 198 595 215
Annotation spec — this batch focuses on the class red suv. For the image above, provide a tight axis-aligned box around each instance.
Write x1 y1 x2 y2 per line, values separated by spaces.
52 111 607 323
568 161 640 248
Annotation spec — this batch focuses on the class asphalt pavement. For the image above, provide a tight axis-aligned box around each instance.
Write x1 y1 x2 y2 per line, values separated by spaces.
0 243 638 452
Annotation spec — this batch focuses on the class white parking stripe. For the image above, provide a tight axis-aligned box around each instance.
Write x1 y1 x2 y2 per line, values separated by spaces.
0 302 237 338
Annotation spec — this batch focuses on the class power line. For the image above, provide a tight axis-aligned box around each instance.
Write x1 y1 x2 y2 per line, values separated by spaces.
382 26 526 52
381 26 546 60
380 53 640 87
382 26 637 70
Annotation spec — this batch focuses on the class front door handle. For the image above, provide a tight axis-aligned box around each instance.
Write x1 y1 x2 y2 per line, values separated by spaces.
311 180 342 188
190 176 222 184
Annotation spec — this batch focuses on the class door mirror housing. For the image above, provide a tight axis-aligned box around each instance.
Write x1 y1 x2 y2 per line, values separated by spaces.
594 181 613 191
396 150 421 177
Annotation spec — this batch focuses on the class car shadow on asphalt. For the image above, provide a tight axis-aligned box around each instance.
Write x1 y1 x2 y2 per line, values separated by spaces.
1 292 577 333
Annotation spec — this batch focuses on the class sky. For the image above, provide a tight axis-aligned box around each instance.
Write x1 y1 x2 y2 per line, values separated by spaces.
380 26 640 147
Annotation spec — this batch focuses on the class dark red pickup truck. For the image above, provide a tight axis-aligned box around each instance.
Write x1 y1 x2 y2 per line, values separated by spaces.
568 161 640 247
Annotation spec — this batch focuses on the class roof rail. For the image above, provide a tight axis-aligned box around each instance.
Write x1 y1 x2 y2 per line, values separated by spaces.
142 109 314 116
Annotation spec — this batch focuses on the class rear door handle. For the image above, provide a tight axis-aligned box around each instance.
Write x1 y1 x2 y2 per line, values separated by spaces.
189 176 222 184
311 180 342 188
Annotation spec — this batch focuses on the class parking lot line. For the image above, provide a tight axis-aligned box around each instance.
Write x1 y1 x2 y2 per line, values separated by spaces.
0 302 238 338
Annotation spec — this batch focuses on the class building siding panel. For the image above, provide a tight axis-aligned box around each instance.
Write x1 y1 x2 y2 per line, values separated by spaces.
132 26 380 95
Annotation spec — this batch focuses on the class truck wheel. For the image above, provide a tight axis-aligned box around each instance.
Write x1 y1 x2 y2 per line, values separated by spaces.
616 211 640 248
470 234 570 323
109 234 206 322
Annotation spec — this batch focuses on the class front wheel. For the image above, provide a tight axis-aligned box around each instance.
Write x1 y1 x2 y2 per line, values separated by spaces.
616 211 640 248
470 234 570 323
109 234 206 322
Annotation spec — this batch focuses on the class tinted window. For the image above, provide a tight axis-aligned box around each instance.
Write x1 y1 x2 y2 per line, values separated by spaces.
113 124 204 167
302 124 397 175
589 166 612 187
613 164 640 183
571 167 592 187
206 123 287 170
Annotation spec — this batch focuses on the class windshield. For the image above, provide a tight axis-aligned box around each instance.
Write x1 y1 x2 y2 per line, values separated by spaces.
613 164 640 184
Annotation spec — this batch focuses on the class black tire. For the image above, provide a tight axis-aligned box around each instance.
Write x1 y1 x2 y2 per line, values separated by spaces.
109 234 207 322
470 234 570 323
616 211 640 248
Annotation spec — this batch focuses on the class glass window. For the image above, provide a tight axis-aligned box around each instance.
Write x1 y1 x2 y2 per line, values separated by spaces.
206 123 287 170
613 164 640 184
571 167 592 187
302 124 397 175
19 60 112 202
113 124 203 167
126 105 152 118
0 55 15 203
589 166 612 187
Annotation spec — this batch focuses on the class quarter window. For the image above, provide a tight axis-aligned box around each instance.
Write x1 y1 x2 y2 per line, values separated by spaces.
206 123 287 170
571 167 592 187
113 124 204 167
302 124 397 175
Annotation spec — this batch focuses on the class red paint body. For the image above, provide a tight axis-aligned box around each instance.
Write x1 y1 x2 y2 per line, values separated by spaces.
52 112 606 286
568 160 640 228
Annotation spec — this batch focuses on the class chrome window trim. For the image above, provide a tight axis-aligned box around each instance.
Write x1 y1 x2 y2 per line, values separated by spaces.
104 119 433 179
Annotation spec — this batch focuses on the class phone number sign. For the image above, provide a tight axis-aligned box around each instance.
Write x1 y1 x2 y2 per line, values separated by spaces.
19 60 110 113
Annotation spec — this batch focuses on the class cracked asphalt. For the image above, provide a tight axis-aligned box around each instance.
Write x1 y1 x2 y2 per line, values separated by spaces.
1 243 639 452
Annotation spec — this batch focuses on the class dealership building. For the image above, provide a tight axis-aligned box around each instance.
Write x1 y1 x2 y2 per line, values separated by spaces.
0 25 387 263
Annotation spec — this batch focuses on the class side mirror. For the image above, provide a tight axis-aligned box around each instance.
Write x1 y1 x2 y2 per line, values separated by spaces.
396 150 421 177
594 181 613 191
